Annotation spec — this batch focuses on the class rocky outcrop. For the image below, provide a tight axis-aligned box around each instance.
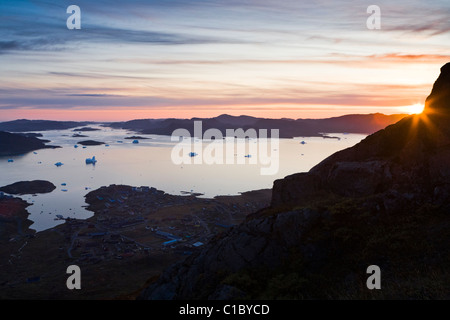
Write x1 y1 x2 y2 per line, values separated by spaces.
141 208 321 300
0 196 33 240
140 63 450 300
272 63 450 208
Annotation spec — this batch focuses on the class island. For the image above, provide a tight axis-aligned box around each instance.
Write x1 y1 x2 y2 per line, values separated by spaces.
77 140 105 146
124 136 151 140
73 127 101 132
0 180 56 195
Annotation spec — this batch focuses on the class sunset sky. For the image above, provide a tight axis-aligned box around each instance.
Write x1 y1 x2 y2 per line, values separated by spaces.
1 0 450 121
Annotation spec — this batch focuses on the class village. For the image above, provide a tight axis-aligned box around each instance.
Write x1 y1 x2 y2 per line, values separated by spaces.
55 184 271 266
0 183 271 299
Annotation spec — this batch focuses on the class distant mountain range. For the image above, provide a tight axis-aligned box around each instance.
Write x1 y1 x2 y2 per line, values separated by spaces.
0 120 92 132
0 114 407 157
106 113 408 138
0 114 408 139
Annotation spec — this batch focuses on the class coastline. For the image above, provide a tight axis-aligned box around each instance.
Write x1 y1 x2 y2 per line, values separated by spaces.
0 183 271 299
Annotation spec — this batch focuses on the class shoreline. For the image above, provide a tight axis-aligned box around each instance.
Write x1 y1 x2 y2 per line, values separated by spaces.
0 183 271 299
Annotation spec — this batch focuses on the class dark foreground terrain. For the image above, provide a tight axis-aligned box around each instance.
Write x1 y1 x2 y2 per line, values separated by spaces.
141 64 450 299
0 131 58 156
0 185 270 299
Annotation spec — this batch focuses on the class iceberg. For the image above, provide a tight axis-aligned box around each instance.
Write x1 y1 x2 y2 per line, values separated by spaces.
7 159 14 163
85 156 97 165
132 140 139 144
189 152 197 157
55 162 63 167
300 141 306 145
74 145 78 148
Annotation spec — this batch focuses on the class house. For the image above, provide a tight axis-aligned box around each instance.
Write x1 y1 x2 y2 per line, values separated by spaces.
193 242 204 247
163 239 178 246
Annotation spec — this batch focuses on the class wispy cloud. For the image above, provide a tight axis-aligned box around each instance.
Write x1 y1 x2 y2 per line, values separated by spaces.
1 0 450 120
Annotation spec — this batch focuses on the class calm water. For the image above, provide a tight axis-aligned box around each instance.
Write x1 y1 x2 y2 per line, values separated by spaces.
0 126 366 232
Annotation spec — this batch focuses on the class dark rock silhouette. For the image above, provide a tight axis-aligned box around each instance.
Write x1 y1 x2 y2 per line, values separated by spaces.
72 127 100 132
124 136 151 140
0 120 90 132
0 180 56 195
108 113 407 138
0 131 58 156
425 62 450 115
140 63 450 300
77 140 105 146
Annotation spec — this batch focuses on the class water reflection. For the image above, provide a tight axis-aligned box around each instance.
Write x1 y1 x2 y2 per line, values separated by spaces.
0 127 366 231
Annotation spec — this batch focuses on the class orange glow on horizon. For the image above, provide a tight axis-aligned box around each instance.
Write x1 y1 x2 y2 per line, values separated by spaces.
403 103 425 114
0 104 416 122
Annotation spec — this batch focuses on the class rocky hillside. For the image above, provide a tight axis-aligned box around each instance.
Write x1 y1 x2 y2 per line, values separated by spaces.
140 63 450 300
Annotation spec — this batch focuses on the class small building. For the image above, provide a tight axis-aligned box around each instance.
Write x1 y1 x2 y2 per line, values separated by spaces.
192 242 204 247
163 239 178 246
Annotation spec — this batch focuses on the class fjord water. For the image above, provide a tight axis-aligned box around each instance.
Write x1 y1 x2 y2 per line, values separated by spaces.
0 127 366 232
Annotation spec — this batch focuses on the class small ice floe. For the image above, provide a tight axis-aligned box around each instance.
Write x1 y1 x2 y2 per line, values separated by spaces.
33 152 38 154
61 183 67 186
82 146 87 149
132 140 139 144
117 141 123 143
189 152 197 157
105 144 110 147
85 156 97 165
244 154 252 158
55 162 63 167
7 159 14 163
61 189 68 192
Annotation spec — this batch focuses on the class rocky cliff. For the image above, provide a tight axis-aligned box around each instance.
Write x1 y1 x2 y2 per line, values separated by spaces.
140 63 450 300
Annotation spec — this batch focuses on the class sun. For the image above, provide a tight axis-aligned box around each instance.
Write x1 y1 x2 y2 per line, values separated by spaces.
405 103 425 114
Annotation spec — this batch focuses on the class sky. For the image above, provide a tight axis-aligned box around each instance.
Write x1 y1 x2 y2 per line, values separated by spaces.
1 0 450 121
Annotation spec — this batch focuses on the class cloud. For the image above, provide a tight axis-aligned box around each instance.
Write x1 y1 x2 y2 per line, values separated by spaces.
1 0 450 120
368 53 450 63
